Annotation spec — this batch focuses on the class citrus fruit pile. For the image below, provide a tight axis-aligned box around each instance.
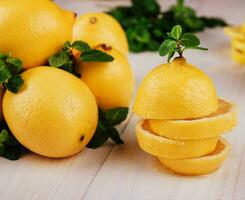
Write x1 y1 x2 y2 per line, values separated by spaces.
133 25 238 176
224 23 245 64
0 1 134 159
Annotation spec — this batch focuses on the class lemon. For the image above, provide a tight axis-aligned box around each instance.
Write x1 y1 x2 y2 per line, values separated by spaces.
0 0 75 69
148 99 237 140
224 26 245 40
76 44 134 110
73 12 128 55
3 67 98 158
232 39 245 51
133 57 218 119
231 48 245 64
159 137 230 175
136 120 218 159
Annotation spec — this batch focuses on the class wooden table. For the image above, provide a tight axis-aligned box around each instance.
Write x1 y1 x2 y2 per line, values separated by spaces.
0 0 244 199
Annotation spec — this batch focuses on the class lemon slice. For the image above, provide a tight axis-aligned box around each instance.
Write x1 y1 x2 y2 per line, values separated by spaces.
148 99 237 140
232 39 245 51
224 26 245 40
136 120 218 159
158 137 230 175
231 48 245 64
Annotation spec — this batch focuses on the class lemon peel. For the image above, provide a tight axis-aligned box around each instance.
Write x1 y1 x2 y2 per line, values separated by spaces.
148 99 237 140
158 137 230 175
136 120 218 159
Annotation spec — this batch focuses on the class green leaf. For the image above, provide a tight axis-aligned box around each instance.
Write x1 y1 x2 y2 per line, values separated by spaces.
170 25 182 40
159 39 176 56
0 53 8 59
80 50 114 62
0 64 11 83
6 58 22 74
72 41 91 52
108 128 124 145
167 50 175 63
3 146 22 160
0 129 10 143
5 75 24 93
179 33 200 47
0 143 5 155
186 46 208 50
63 41 72 49
86 121 109 149
104 107 128 127
48 51 70 67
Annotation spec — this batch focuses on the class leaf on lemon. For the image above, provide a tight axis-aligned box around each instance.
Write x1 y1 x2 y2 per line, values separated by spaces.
80 50 114 62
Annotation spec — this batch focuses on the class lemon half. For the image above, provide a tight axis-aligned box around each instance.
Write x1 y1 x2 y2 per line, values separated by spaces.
133 58 218 120
136 120 218 159
159 137 230 175
148 99 237 140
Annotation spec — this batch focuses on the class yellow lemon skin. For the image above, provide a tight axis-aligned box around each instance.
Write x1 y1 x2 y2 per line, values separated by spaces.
136 120 218 159
73 12 128 55
231 49 245 64
3 67 98 158
133 57 218 120
224 26 245 41
0 0 75 69
148 99 237 140
76 45 134 110
159 137 230 176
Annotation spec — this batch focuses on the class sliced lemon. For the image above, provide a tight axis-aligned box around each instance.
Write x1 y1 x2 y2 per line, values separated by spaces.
148 99 237 140
158 137 230 175
232 39 245 51
231 48 245 64
224 26 245 40
136 120 218 159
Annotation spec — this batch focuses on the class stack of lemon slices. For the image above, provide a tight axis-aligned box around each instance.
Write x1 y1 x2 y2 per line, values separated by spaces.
224 23 245 64
133 57 238 175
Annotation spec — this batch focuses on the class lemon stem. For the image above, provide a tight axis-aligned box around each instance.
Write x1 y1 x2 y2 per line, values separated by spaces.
176 41 183 57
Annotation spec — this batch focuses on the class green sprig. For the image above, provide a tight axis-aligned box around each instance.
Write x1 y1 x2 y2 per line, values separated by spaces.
159 25 208 62
87 107 128 148
48 40 114 76
0 54 24 93
108 0 227 52
0 122 27 160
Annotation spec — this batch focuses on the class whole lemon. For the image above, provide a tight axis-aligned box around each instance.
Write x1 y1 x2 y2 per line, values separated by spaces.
0 0 75 69
3 67 98 158
133 57 218 120
76 44 134 110
73 13 128 55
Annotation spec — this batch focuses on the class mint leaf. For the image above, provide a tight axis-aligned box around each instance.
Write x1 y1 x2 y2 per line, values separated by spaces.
6 58 22 74
86 121 109 149
87 107 128 149
80 50 114 62
104 107 128 127
5 75 24 93
0 127 26 160
167 50 175 63
0 54 8 59
0 64 11 83
0 143 5 155
108 128 124 145
170 25 182 40
186 46 208 50
72 41 90 52
159 39 176 56
0 54 24 93
179 33 200 47
49 51 70 67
